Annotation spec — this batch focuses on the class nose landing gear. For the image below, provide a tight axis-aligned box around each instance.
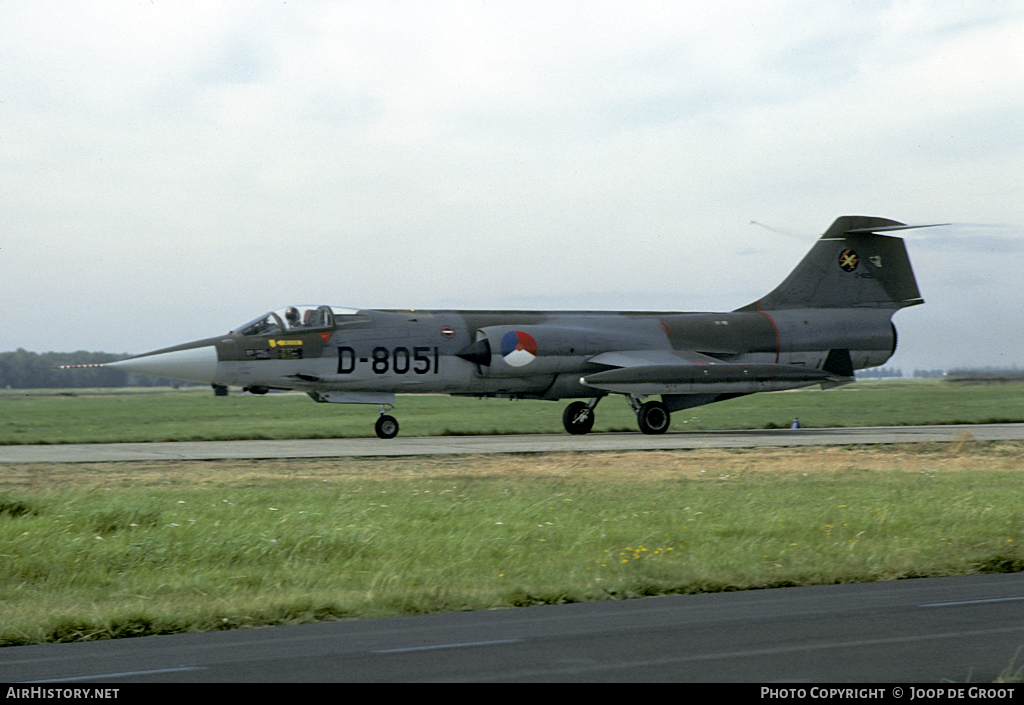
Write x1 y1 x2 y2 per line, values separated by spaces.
375 404 399 439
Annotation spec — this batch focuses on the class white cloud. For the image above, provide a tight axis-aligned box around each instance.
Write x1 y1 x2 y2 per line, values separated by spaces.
2 0 1022 369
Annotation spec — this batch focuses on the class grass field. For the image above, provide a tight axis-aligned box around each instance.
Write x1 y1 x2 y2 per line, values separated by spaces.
1 382 1023 648
2 441 1023 646
3 379 1024 444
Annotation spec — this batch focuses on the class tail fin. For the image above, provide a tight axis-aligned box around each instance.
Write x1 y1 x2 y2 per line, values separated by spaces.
736 215 938 312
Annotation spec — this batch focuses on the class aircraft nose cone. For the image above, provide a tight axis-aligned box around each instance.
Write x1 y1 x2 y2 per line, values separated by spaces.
106 344 219 385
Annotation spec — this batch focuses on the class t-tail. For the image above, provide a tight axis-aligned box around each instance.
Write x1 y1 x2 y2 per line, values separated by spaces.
736 216 940 313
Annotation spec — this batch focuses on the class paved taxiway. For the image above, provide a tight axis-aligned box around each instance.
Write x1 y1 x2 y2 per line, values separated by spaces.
3 574 1024 682
3 423 1023 463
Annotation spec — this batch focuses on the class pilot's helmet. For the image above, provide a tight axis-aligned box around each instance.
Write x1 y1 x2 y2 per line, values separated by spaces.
285 307 300 325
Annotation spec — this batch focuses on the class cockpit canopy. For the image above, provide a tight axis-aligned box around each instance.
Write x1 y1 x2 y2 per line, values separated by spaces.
235 306 356 337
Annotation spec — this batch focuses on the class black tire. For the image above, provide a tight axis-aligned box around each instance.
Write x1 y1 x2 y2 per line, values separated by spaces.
375 414 399 439
637 401 670 435
562 401 595 435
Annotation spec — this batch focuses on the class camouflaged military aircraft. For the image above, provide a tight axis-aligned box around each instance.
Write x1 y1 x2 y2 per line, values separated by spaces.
91 216 936 438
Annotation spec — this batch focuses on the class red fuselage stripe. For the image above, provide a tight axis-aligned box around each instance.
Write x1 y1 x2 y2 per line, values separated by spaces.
755 301 781 363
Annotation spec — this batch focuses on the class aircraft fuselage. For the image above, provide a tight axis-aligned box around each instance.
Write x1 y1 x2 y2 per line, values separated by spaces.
93 216 933 438
122 306 894 400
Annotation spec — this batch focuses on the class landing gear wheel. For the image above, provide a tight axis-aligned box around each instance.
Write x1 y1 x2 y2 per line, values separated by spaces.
375 414 399 439
637 401 670 435
563 401 596 435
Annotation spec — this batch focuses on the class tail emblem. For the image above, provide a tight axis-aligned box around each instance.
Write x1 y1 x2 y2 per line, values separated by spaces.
838 248 859 272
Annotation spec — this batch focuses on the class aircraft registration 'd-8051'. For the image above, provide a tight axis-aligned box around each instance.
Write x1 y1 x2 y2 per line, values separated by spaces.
83 216 940 438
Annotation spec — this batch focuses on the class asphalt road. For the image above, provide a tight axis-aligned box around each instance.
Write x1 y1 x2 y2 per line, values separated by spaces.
3 574 1024 683
3 423 1023 463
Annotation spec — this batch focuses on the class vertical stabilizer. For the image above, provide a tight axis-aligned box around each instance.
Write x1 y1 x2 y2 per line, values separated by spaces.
737 216 932 312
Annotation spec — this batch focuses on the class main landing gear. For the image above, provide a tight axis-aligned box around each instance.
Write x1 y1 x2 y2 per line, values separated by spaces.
634 399 671 435
562 398 599 435
561 396 672 435
625 394 671 435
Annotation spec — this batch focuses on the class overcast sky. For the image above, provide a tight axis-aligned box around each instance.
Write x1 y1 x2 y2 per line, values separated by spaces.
4 0 1022 371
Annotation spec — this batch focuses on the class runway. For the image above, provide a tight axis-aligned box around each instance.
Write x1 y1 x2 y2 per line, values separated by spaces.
2 423 1023 463
3 574 1024 682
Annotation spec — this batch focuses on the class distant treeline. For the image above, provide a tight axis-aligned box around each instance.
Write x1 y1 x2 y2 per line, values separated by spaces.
856 365 1024 382
855 368 953 379
946 366 1024 383
855 367 904 379
0 349 200 389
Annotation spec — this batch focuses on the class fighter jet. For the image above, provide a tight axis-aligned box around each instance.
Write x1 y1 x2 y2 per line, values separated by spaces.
88 216 936 438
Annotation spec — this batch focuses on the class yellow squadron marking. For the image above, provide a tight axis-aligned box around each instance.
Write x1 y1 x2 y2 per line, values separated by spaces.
838 249 858 272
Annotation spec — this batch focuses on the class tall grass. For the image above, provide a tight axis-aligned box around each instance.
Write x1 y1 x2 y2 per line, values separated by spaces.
2 448 1022 645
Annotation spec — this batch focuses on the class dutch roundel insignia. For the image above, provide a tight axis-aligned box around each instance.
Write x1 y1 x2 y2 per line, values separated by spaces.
500 330 538 367
838 248 859 272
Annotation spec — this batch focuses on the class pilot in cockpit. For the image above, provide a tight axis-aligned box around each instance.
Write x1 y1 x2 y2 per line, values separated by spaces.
285 307 301 329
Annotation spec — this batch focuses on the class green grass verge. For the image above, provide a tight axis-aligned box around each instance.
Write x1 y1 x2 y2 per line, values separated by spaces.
3 380 1024 444
2 445 1022 646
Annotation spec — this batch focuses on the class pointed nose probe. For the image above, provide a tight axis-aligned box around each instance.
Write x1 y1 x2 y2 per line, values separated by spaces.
104 344 219 385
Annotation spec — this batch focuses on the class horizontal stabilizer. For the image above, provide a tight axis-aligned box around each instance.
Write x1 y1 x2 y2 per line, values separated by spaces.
843 222 948 234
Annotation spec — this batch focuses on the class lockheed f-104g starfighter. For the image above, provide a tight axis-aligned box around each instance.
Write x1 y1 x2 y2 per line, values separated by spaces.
80 216 938 438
